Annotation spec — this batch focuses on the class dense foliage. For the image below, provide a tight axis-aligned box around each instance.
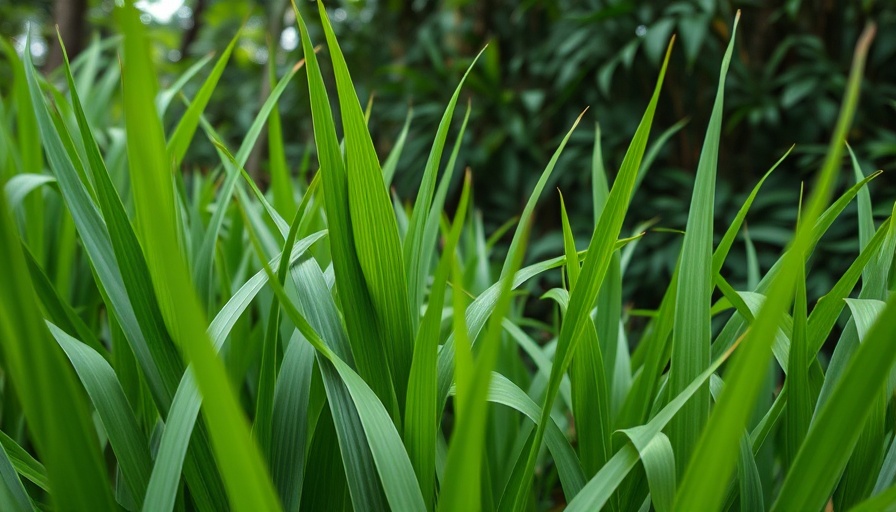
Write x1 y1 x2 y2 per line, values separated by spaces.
3 0 896 304
1 1 896 511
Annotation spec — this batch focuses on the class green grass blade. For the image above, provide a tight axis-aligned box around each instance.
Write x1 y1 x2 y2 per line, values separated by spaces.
500 109 586 280
783 257 810 470
317 0 415 413
293 1 400 418
142 231 324 512
0 170 115 512
511 39 674 510
242 214 426 512
477 372 585 499
874 434 896 496
418 100 472 315
772 294 894 511
404 52 482 324
566 340 741 511
619 431 675 512
676 23 876 512
271 332 316 511
737 431 765 512
166 28 240 167
192 58 303 308
439 219 531 512
117 3 281 510
55 33 231 508
156 52 214 115
405 173 472 508
564 162 612 481
383 106 413 186
850 483 896 512
23 31 173 413
590 124 624 403
847 143 874 254
834 298 888 509
267 57 295 219
668 12 738 472
49 322 153 507
0 433 35 511
0 431 49 492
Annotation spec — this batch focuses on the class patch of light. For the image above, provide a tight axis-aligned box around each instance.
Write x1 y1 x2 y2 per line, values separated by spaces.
136 0 185 24
12 21 48 64
252 46 269 65
635 25 647 37
280 26 298 51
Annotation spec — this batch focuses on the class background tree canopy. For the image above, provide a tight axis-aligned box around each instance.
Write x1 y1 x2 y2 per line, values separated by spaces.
3 0 895 306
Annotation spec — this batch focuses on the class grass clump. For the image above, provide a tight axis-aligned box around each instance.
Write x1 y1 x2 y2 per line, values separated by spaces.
1 2 894 511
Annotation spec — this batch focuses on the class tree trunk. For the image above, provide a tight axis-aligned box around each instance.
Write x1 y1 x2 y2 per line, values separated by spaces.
46 0 88 71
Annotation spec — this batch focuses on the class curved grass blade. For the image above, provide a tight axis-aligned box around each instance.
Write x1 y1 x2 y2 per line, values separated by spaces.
510 39 674 510
143 231 325 512
0 436 34 512
0 166 114 511
293 0 400 418
242 214 426 512
566 339 741 511
0 431 49 492
773 295 895 511
166 28 241 167
55 33 229 508
677 22 876 512
404 52 482 324
477 372 585 499
49 323 152 507
117 3 282 509
317 0 415 413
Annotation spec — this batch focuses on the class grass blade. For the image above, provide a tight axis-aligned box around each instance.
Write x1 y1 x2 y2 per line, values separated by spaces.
0 167 114 512
676 22 876 512
117 3 281 509
667 12 739 472
293 0 400 418
511 38 674 510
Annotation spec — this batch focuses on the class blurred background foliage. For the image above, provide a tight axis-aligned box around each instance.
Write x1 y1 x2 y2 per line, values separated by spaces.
2 0 895 311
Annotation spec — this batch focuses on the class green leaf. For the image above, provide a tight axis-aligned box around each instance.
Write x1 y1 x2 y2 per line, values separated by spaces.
0 155 115 512
0 436 34 512
317 0 415 413
383 107 413 186
293 0 400 419
405 173 472 508
772 294 895 511
439 212 531 512
166 28 240 167
677 22 876 512
565 340 741 511
143 231 325 512
404 53 482 326
667 12 738 472
55 27 228 509
511 38 674 510
0 431 49 492
117 3 281 510
49 323 152 507
271 331 316 511
241 207 426 512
